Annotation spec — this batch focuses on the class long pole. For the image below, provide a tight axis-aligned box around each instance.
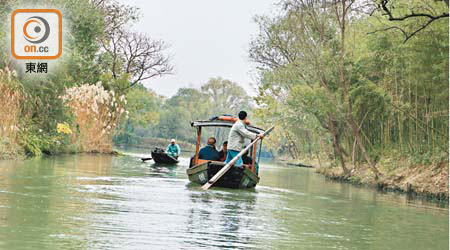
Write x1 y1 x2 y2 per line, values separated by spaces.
202 126 274 190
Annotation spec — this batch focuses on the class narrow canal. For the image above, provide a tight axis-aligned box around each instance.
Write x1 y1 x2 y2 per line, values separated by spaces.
0 150 448 250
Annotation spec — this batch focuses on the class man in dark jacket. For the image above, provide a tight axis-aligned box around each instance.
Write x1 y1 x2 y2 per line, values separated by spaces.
198 137 220 161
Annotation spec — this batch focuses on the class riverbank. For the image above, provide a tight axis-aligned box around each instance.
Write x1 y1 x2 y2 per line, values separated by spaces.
286 156 449 202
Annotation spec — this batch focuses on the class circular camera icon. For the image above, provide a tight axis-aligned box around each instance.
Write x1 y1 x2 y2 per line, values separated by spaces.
23 16 50 44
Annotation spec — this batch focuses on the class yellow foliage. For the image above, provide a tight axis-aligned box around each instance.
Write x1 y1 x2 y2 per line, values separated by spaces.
57 123 72 135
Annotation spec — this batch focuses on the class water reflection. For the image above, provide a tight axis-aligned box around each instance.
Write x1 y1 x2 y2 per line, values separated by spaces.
258 161 449 249
0 153 447 250
185 186 258 249
147 163 178 178
0 157 89 250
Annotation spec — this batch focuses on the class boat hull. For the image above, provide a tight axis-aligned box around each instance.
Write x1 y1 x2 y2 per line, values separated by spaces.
151 150 179 164
186 161 259 189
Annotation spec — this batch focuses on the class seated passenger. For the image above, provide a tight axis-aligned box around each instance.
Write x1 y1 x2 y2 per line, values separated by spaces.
198 137 220 161
242 148 253 165
166 139 181 158
218 141 228 162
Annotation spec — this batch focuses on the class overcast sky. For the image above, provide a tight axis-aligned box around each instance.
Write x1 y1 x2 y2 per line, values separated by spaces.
121 0 277 97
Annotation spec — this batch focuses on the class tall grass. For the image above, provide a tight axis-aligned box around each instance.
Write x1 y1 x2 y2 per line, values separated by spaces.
0 68 22 157
61 82 126 153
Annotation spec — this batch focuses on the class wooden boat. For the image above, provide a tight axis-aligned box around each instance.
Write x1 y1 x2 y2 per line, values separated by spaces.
186 116 266 189
151 148 179 164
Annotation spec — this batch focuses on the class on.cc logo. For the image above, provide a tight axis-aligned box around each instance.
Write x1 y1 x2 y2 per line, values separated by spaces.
11 9 62 60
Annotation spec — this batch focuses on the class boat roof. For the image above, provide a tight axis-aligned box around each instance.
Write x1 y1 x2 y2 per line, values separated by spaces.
191 120 265 134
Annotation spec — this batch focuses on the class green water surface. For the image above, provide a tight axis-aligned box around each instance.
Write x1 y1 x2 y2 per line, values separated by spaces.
0 150 447 250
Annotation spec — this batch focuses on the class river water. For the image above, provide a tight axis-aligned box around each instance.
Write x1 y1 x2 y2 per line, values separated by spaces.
0 150 447 250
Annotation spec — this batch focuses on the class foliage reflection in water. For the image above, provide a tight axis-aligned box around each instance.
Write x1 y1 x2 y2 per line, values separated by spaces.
0 151 447 250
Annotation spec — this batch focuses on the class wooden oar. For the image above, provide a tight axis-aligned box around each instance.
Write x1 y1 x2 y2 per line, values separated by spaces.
202 126 274 190
141 157 152 162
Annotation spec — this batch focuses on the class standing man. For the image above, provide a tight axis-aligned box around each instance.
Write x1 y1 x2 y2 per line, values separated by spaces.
166 139 181 158
226 111 263 167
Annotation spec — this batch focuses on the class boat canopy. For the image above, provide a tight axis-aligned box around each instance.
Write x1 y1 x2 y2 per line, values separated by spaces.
191 119 265 134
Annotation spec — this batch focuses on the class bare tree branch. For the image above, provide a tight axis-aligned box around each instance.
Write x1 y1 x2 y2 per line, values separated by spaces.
366 25 407 36
372 0 449 42
99 2 173 90
119 32 173 88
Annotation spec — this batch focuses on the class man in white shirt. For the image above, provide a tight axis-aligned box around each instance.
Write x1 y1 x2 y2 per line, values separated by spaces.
225 111 264 167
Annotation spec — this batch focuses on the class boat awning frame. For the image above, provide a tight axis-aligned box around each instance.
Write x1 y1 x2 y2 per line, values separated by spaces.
191 120 265 134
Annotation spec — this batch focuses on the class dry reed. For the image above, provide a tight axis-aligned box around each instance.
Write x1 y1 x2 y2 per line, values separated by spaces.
61 82 127 153
0 67 22 157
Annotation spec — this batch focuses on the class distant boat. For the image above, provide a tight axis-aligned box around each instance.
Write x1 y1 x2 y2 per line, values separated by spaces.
151 148 179 164
186 116 266 189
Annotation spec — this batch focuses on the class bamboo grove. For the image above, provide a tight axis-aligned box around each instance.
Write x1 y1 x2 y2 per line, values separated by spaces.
249 0 449 176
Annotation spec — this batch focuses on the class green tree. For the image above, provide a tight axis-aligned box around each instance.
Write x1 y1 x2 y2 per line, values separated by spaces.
201 77 252 115
249 0 448 175
114 84 162 144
